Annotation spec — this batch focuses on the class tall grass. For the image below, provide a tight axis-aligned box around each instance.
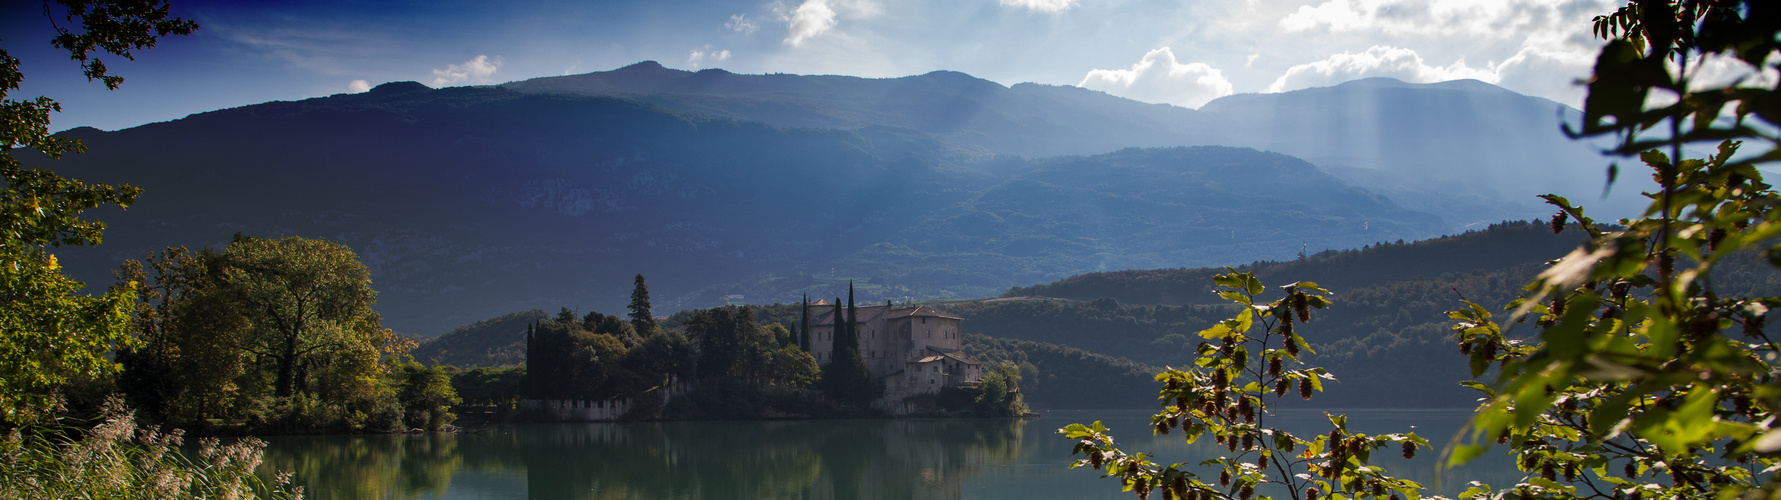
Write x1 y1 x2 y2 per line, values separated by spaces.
0 397 301 499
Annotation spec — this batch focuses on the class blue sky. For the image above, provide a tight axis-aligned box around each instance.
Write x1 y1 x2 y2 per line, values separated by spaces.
5 0 1633 132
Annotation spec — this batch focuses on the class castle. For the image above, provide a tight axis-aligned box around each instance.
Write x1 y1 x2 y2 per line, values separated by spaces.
804 299 985 401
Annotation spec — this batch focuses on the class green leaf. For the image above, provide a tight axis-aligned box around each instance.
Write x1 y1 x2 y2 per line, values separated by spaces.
1545 293 1602 360
1448 444 1488 467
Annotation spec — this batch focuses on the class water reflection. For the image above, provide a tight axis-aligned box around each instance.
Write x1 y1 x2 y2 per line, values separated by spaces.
261 418 1023 500
257 410 1512 500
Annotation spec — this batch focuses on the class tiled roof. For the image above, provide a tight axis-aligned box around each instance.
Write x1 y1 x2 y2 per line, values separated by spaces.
912 355 945 363
882 306 963 320
923 345 982 365
809 304 892 326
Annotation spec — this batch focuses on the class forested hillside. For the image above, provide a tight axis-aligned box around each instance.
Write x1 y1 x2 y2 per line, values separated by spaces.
38 64 1644 336
40 80 1431 335
410 310 549 367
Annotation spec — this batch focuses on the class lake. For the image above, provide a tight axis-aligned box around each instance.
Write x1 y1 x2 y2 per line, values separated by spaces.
258 409 1522 499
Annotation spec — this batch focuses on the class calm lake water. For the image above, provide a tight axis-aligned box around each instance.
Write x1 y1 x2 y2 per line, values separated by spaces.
258 409 1522 499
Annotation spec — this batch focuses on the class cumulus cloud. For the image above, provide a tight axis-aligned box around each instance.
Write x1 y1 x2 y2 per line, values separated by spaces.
1079 47 1235 108
1266 46 1497 93
347 79 371 93
1279 0 1614 37
779 0 879 47
1000 0 1078 13
430 55 503 87
784 0 838 46
727 14 760 34
1490 40 1596 107
688 46 732 68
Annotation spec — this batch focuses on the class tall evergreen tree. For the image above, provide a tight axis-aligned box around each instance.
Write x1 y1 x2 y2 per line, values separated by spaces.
629 274 656 335
798 294 811 352
523 321 537 398
820 289 879 405
829 298 844 360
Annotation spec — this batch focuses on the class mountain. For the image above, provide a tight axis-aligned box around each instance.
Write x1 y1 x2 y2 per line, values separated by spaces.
35 80 1432 336
507 64 1648 227
410 309 548 367
503 61 1206 159
975 220 1779 407
1193 78 1648 227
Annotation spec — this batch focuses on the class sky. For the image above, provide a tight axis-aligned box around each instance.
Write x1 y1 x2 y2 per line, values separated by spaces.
3 0 1631 132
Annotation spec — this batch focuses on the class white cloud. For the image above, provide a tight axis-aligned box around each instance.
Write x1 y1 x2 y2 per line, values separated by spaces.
1279 0 1614 38
688 46 733 68
347 79 371 93
779 0 880 47
1685 51 1781 92
1491 39 1596 107
430 55 503 87
1000 0 1078 13
784 0 838 46
727 14 760 34
1266 45 1497 93
1078 47 1235 108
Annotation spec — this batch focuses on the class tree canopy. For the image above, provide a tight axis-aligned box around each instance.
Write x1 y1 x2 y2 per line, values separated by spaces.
0 0 195 422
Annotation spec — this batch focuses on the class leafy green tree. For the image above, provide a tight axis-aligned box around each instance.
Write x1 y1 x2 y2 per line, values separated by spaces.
1062 272 1426 500
770 344 820 388
1435 2 1781 499
397 362 460 431
972 360 1027 417
623 328 695 386
0 0 195 422
449 365 524 406
583 309 640 347
216 235 383 399
689 306 774 380
113 246 250 424
630 274 657 335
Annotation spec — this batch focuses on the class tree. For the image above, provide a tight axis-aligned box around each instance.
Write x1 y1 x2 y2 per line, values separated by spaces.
1062 272 1425 500
113 246 248 424
1436 3 1781 498
0 0 196 422
630 274 656 336
216 235 382 399
582 310 640 347
819 290 879 405
799 294 811 352
397 361 460 431
770 344 820 388
972 360 1027 417
689 306 773 380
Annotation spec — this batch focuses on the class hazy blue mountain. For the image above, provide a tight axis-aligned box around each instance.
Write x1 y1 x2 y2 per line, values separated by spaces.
35 80 1432 336
504 61 1206 158
509 65 1642 228
1194 78 1649 226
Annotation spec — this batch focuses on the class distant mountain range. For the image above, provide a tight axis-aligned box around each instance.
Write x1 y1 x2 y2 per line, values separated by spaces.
31 62 1634 335
510 63 1650 226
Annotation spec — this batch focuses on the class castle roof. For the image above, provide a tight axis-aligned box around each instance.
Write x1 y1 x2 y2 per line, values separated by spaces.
915 345 982 366
882 306 963 321
809 304 892 326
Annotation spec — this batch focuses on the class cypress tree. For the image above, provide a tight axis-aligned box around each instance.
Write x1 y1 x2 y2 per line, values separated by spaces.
846 282 857 365
798 294 811 352
819 287 880 405
523 321 537 398
629 274 656 335
831 298 845 358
